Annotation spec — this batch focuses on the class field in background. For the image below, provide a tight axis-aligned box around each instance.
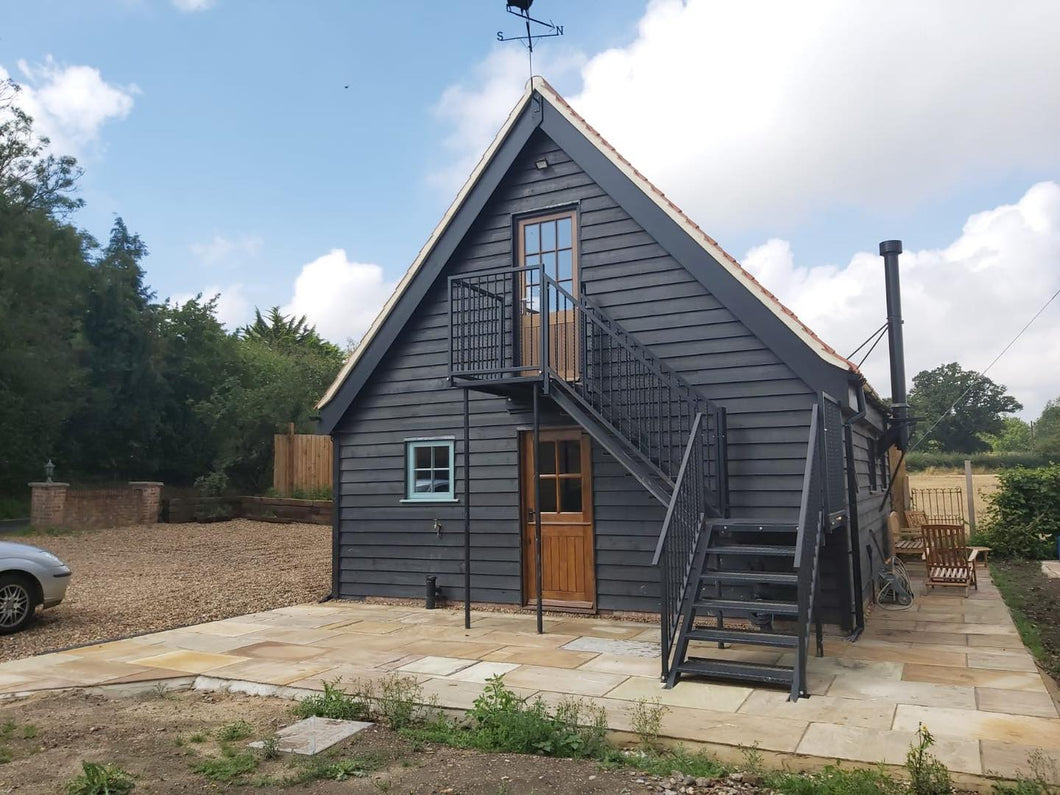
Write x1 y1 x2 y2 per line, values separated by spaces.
907 470 1000 524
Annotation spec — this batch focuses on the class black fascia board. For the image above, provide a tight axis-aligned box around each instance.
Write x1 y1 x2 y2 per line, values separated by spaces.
317 98 544 435
537 100 852 403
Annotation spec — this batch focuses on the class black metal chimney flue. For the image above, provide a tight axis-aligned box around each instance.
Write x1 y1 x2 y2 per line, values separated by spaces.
879 240 909 450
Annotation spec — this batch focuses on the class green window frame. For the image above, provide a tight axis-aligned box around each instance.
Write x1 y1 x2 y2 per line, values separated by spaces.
404 438 456 501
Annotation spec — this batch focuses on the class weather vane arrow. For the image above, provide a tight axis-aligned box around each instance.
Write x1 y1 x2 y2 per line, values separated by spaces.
497 0 564 77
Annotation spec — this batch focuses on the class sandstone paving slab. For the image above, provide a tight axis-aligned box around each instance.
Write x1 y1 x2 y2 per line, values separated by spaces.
398 611 475 627
339 621 406 635
478 630 578 649
419 676 538 710
99 667 192 685
391 624 495 641
229 641 328 662
398 639 505 660
482 645 600 669
467 615 562 632
397 656 477 676
0 675 83 694
561 636 657 658
967 651 1039 673
902 663 1047 692
243 627 337 645
967 634 1031 649
606 674 750 712
578 654 661 678
662 706 809 753
502 664 628 697
443 661 520 683
547 620 646 640
777 654 903 681
248 716 373 756
796 722 981 774
130 650 249 674
827 675 976 709
1042 561 1060 580
156 632 259 654
285 663 431 691
305 646 414 669
206 657 337 686
736 689 896 729
976 687 1059 718
894 704 1060 748
862 629 970 646
311 632 415 652
56 638 167 663
185 620 274 637
981 740 1060 783
825 640 966 668
914 621 1018 635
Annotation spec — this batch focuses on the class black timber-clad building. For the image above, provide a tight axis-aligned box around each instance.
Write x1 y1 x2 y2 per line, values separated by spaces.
316 78 895 698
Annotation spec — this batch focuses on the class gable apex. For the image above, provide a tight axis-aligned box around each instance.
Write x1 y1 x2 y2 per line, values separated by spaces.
317 77 861 434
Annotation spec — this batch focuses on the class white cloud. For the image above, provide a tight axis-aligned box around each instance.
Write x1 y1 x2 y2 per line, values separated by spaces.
743 182 1060 419
282 249 395 345
435 0 1060 230
431 47 585 191
191 234 263 266
4 57 138 157
171 284 252 332
172 0 214 11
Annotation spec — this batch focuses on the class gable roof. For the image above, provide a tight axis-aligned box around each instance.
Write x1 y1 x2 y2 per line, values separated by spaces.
317 77 861 434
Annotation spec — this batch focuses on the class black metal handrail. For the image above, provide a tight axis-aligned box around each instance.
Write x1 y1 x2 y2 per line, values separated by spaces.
448 264 727 514
651 411 706 681
791 402 826 701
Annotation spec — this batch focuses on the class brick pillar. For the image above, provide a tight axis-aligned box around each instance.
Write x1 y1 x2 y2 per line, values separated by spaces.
129 482 163 525
29 482 69 528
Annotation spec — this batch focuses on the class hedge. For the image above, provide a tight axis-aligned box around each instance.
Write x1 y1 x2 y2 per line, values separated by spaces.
973 465 1060 559
906 451 1054 471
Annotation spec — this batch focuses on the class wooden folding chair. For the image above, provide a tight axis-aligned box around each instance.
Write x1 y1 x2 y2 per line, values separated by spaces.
893 510 927 556
922 523 982 594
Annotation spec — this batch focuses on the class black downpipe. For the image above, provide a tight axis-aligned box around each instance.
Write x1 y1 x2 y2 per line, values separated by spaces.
426 575 438 610
463 388 472 629
880 240 909 451
842 381 867 637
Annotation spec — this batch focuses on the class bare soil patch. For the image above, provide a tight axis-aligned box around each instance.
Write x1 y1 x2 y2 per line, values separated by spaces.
2 519 330 662
991 560 1060 683
0 689 668 794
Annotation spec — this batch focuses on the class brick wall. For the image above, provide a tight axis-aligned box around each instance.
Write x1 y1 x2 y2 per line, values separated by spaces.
29 482 163 530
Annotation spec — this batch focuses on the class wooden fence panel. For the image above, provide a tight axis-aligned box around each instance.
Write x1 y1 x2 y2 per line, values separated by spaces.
273 429 333 497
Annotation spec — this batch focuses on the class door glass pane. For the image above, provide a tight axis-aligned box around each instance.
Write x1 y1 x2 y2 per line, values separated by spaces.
559 478 582 512
537 441 556 474
524 224 540 254
539 479 557 512
558 440 581 474
542 251 556 279
542 220 556 251
557 217 572 249
557 249 573 282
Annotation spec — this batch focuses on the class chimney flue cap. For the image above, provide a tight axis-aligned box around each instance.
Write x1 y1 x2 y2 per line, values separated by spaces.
879 240 903 256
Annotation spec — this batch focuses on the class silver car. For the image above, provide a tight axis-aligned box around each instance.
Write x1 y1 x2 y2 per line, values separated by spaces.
0 541 72 634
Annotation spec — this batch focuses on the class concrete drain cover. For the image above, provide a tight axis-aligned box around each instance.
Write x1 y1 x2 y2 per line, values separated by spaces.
248 716 373 756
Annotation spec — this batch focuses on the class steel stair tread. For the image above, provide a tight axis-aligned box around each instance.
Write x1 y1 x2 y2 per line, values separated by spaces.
710 519 798 533
677 657 794 685
698 571 797 585
685 628 799 647
707 544 796 557
693 597 799 615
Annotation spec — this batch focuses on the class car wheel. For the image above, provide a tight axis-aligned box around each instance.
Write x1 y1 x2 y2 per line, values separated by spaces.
0 574 37 635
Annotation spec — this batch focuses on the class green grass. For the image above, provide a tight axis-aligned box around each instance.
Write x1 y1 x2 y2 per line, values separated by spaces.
214 719 254 742
192 746 260 782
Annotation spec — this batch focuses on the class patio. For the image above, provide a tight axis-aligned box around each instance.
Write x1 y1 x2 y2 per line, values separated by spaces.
0 567 1057 787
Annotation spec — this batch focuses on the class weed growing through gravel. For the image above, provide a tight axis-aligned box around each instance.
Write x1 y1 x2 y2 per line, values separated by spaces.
215 720 254 742
192 746 260 782
293 678 369 721
65 761 135 795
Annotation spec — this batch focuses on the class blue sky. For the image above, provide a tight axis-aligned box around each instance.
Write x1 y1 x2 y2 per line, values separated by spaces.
4 1 1060 418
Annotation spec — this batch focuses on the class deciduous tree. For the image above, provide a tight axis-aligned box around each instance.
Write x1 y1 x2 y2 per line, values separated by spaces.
908 362 1022 452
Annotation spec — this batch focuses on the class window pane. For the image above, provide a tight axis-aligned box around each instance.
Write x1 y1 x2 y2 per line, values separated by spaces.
524 224 540 254
539 479 557 512
541 220 556 251
557 249 573 281
557 217 572 249
431 469 450 493
414 446 431 468
434 444 449 469
541 251 557 279
558 440 581 474
413 470 432 493
559 478 582 512
537 441 556 474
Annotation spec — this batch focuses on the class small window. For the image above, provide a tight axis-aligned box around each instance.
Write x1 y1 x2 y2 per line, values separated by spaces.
405 439 455 501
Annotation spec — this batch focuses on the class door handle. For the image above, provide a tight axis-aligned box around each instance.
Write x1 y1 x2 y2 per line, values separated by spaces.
527 509 536 522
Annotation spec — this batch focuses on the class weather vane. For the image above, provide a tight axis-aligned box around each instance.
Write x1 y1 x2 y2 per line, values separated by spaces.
497 1 564 78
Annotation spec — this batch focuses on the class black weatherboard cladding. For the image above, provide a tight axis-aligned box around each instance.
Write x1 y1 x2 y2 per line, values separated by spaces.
332 125 839 612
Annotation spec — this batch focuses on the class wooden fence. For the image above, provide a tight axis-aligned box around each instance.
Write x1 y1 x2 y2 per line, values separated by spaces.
273 425 332 497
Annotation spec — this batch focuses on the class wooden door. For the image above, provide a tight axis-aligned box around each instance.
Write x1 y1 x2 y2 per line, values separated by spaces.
521 429 595 610
517 212 579 380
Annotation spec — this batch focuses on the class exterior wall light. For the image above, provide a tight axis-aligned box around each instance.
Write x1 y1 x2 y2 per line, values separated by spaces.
535 158 549 171
44 459 55 483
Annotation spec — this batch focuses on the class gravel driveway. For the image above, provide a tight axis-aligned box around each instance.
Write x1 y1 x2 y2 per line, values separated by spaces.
1 519 330 662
